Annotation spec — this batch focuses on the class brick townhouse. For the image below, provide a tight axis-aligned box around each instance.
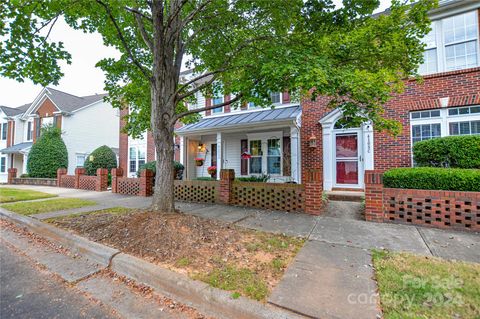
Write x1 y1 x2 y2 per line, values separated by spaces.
119 0 480 198
0 87 119 182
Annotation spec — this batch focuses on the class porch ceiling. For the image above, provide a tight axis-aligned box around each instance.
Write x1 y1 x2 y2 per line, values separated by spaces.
176 105 301 135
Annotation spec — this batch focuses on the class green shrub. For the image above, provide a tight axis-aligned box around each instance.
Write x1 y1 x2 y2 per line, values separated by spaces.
27 126 68 178
236 174 270 183
84 145 117 175
137 160 184 179
383 167 480 192
413 136 480 169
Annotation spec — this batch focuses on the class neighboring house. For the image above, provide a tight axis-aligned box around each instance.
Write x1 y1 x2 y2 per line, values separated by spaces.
119 1 480 192
0 87 119 182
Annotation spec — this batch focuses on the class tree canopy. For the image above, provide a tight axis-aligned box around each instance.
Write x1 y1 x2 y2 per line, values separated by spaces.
1 0 436 211
1 0 435 135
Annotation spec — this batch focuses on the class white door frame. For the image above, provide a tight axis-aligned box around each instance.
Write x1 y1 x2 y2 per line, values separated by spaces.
320 109 374 191
333 129 363 189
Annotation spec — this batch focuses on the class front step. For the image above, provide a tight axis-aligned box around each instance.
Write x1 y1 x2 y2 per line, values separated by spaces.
326 191 365 202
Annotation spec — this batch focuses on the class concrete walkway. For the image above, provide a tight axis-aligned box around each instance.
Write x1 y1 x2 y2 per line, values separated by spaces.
2 185 479 319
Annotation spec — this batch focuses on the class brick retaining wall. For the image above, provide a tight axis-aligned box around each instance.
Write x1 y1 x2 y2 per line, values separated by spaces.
365 170 480 232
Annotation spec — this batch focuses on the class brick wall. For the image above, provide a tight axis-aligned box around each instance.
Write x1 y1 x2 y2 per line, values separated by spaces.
56 168 108 191
302 68 480 177
364 170 480 232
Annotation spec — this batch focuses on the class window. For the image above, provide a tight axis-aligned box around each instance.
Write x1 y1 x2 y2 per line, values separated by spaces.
212 94 223 114
76 154 86 167
412 123 441 144
410 110 441 119
449 120 480 135
249 140 262 174
42 117 54 127
0 156 5 173
27 121 33 141
211 144 217 167
1 123 6 140
419 11 479 74
267 139 281 174
270 92 281 104
129 146 146 174
448 105 480 116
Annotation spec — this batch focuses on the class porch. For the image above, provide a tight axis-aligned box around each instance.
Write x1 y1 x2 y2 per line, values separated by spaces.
0 142 32 182
176 106 302 183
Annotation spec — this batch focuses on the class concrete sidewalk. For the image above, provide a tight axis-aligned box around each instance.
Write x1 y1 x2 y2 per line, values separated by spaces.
3 184 479 319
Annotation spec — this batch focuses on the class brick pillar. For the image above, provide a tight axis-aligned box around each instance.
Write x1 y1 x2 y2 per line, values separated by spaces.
95 168 109 192
74 167 85 189
111 168 123 193
304 169 323 215
7 168 17 184
56 168 67 187
364 170 384 222
219 169 235 204
139 169 154 197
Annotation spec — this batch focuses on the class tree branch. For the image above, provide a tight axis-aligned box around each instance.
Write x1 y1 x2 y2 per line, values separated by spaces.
36 15 59 47
124 6 152 22
173 93 244 122
132 8 153 51
96 0 151 81
181 0 213 29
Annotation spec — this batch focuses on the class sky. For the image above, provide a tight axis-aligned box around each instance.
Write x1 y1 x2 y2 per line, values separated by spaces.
0 0 391 108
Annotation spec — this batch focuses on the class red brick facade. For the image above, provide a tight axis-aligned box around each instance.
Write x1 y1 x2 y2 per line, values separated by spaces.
32 97 63 143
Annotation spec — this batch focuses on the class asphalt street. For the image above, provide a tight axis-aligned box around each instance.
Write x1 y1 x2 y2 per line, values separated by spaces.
0 242 116 319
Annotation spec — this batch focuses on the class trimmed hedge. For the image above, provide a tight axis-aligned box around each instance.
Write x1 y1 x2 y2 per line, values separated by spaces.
383 167 480 192
413 135 480 169
27 126 68 178
84 145 117 175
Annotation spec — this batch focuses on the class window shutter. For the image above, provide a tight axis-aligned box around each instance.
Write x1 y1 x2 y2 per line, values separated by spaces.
282 136 291 177
240 139 248 175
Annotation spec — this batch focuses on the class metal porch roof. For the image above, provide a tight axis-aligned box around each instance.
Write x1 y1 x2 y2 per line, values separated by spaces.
176 105 301 134
0 142 33 154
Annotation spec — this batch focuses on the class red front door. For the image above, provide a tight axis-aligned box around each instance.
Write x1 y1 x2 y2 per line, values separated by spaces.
335 133 359 185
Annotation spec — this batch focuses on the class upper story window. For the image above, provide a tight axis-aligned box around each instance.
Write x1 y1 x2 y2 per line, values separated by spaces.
212 94 223 114
26 121 33 141
0 123 7 140
419 10 479 75
42 116 54 127
270 92 282 104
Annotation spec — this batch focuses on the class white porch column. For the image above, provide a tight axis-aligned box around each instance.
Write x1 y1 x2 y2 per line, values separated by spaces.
290 126 300 183
362 123 374 171
179 136 185 166
322 124 334 191
216 132 222 180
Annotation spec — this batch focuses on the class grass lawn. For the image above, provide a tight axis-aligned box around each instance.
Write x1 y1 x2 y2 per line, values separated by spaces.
0 188 57 203
373 250 480 319
1 198 97 215
48 210 305 301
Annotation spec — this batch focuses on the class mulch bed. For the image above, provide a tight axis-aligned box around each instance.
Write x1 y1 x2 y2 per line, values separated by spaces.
49 210 304 299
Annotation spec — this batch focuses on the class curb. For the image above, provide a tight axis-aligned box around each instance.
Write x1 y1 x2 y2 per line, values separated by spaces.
0 208 305 319
0 207 118 266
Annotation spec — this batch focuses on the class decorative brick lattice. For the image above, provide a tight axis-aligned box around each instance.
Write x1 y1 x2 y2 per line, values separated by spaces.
79 175 96 191
60 175 75 188
174 180 219 203
232 182 304 212
383 188 480 231
117 178 141 196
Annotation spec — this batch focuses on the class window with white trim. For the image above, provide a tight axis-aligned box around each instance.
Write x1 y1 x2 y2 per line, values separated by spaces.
270 92 282 104
76 154 87 167
129 146 146 174
247 132 283 175
267 139 281 174
249 140 262 174
0 156 6 173
26 120 33 141
212 93 224 114
419 10 479 75
0 123 7 140
410 105 480 152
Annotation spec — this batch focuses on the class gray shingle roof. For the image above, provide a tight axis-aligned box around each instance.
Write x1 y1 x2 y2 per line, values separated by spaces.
177 105 301 134
46 87 107 113
0 105 25 117
0 142 33 154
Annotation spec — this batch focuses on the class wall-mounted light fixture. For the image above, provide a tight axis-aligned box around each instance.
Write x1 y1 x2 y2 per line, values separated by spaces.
198 143 206 152
308 134 317 148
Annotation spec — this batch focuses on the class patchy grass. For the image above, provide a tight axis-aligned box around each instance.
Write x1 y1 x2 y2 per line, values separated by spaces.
372 250 480 319
0 188 56 203
48 210 304 301
45 207 134 222
1 198 96 215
